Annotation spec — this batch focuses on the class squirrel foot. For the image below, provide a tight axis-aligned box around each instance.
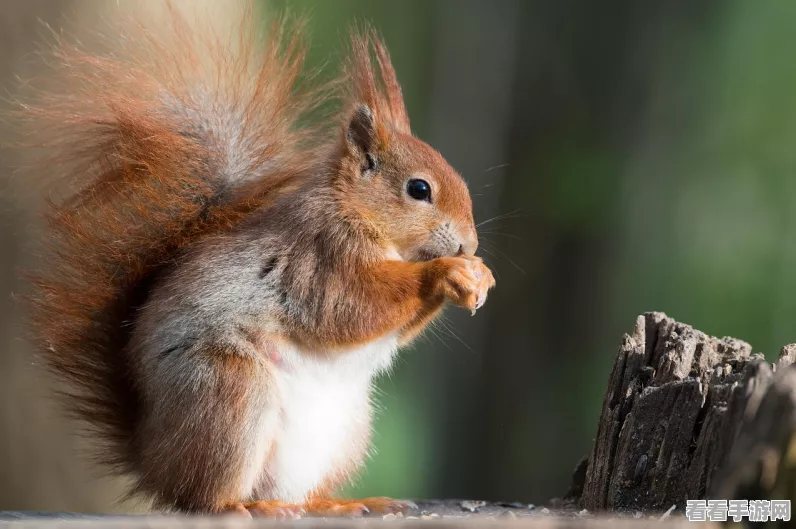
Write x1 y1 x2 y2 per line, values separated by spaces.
220 500 305 519
304 497 418 517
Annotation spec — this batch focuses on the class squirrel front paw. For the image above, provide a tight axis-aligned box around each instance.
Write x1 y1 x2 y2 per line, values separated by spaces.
436 256 495 314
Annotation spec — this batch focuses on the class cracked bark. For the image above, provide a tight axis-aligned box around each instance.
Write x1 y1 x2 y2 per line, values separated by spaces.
576 312 796 512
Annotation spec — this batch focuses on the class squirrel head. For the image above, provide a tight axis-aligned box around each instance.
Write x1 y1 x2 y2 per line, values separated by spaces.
334 30 478 261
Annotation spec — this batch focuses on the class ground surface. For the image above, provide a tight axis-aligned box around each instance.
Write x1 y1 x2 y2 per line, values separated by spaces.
0 500 703 528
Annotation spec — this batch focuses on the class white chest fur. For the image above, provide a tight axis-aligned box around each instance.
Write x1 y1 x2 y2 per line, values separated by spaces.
264 334 399 503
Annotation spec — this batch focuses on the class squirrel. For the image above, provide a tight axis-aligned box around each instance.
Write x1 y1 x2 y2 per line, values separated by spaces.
16 3 495 518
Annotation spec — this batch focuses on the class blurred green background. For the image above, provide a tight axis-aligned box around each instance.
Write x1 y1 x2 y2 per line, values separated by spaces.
2 0 796 513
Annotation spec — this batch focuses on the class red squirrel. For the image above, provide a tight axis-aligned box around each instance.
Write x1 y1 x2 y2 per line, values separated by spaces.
18 4 494 518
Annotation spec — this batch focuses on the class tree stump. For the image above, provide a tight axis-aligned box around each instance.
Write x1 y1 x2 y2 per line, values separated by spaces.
576 312 796 515
710 356 796 508
5 312 793 527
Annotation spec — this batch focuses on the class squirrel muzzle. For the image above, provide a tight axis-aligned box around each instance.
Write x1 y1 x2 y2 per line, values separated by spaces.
458 225 478 257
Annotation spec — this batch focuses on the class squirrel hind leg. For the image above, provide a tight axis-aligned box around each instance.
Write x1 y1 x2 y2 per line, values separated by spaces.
132 338 278 513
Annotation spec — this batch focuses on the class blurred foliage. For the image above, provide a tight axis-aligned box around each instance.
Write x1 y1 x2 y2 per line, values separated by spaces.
4 0 796 512
267 0 796 503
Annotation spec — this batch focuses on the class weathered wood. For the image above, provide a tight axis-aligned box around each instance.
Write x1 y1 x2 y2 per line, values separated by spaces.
710 353 796 512
578 312 792 512
6 312 790 526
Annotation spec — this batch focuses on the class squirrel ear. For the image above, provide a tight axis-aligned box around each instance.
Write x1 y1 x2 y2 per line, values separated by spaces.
345 104 377 155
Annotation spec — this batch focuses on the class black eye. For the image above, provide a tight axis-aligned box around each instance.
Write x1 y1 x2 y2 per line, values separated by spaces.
406 179 432 202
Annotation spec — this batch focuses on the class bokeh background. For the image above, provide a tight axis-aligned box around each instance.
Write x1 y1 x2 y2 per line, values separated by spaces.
2 0 796 513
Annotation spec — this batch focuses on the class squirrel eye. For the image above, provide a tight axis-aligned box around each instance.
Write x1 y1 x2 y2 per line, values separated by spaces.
406 179 432 202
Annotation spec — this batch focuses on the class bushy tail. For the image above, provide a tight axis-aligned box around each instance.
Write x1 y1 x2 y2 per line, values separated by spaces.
16 3 319 475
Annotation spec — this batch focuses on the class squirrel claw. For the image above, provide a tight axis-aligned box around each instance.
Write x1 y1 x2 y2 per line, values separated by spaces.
470 278 489 315
399 500 419 511
475 291 487 310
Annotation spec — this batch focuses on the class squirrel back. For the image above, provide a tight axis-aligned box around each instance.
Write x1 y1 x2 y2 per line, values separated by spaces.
19 6 319 475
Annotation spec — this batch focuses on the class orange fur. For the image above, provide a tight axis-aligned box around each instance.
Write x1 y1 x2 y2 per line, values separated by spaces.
15 2 494 515
19 3 316 482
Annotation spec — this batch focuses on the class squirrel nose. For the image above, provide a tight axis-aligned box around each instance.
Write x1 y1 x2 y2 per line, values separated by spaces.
457 227 478 257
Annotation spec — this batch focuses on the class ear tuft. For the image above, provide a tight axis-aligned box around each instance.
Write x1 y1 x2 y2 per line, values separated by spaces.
346 29 411 134
346 104 377 154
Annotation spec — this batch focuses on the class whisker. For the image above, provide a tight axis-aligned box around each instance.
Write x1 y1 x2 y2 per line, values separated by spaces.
483 163 510 173
480 240 526 276
478 231 524 242
426 320 453 352
475 209 524 228
434 316 475 354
